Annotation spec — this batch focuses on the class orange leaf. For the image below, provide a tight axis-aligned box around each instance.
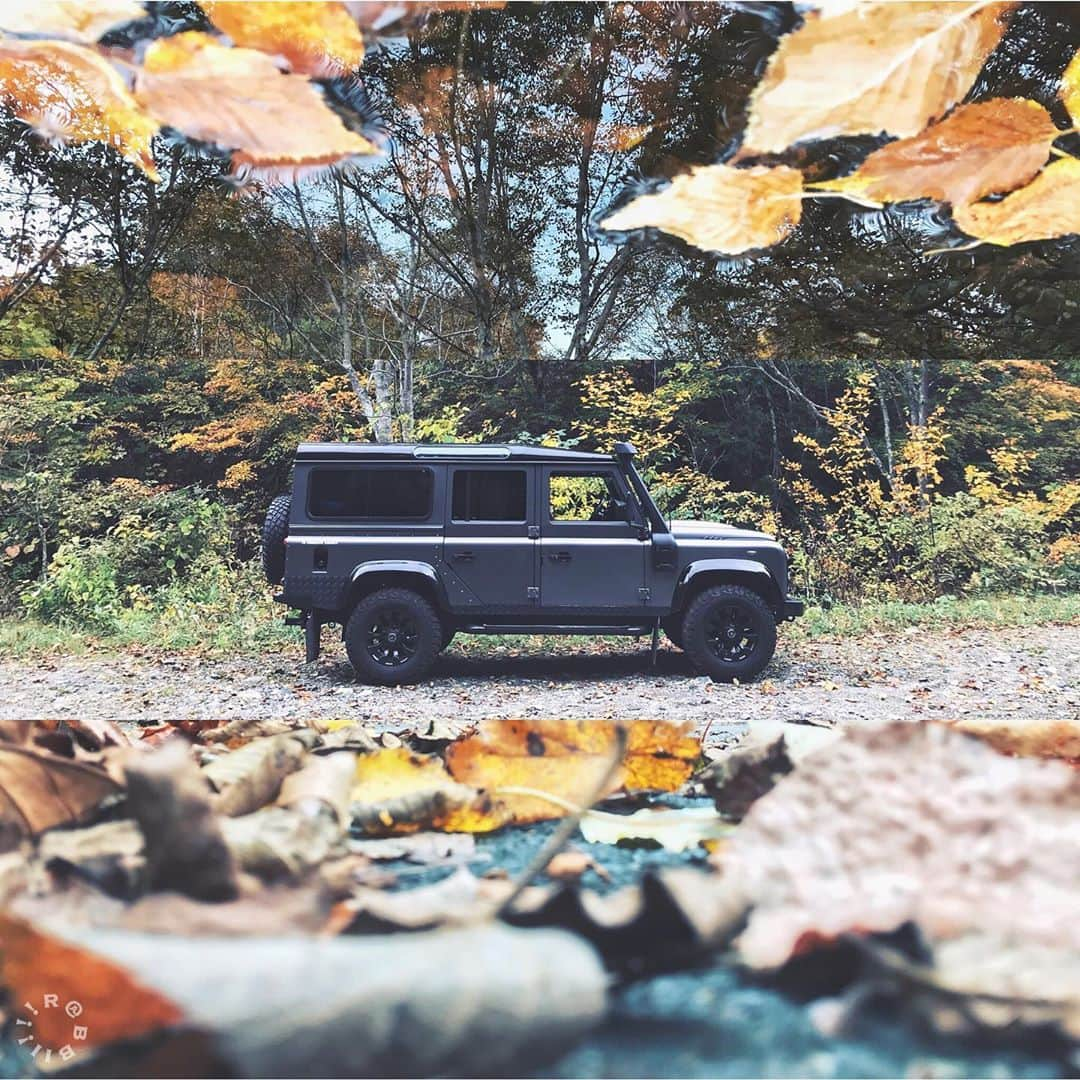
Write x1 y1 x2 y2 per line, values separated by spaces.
0 913 184 1053
0 0 146 44
601 163 803 256
445 719 700 823
0 38 159 178
952 157 1080 246
740 2 1015 156
945 716 1080 764
816 98 1057 207
135 32 377 182
201 1 365 78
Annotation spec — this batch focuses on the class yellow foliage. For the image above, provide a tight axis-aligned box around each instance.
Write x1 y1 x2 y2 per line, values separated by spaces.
575 370 690 463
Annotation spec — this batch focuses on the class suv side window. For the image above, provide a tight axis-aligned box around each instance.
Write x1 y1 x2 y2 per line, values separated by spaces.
549 469 628 523
452 469 527 522
309 466 433 520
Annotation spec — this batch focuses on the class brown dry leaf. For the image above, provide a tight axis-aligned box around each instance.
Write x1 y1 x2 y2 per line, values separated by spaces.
0 38 159 178
815 98 1057 207
134 31 377 182
740 2 1015 156
352 746 508 835
0 740 121 851
600 164 803 256
201 1 365 78
726 722 1080 1039
0 912 184 1053
952 157 1080 246
203 733 307 816
944 715 1080 763
0 1 144 43
445 719 700 823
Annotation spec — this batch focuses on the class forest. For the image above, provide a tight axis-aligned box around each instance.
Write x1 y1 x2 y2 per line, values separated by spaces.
1 1 1078 642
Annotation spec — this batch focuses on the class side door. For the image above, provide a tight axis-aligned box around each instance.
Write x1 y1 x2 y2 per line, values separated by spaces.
442 465 538 611
540 466 648 612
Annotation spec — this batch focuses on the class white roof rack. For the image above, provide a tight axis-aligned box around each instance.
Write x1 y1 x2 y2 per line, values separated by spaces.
412 445 512 459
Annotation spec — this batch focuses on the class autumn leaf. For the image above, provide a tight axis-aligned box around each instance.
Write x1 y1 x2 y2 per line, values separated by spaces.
0 38 159 178
445 718 700 822
579 807 731 852
351 746 508 834
1062 47 1080 127
0 912 185 1053
945 715 1080 763
815 98 1057 207
134 32 377 183
739 2 1015 156
0 0 146 45
200 1 365 78
952 157 1080 246
600 164 803 256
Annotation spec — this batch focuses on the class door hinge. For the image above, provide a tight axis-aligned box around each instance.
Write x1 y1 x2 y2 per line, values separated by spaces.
527 525 540 539
527 586 540 600
638 587 651 602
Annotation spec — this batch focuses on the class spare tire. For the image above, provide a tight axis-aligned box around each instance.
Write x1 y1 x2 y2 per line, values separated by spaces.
261 494 291 584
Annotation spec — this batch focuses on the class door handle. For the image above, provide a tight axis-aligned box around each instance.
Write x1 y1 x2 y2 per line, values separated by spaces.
549 551 572 563
452 551 474 563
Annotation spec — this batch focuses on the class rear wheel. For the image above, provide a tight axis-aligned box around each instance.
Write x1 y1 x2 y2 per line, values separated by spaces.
682 584 776 683
345 587 442 685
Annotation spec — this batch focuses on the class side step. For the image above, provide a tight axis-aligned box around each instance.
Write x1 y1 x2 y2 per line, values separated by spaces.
460 624 651 636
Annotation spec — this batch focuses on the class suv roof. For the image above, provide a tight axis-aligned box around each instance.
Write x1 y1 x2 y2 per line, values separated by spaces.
295 442 614 464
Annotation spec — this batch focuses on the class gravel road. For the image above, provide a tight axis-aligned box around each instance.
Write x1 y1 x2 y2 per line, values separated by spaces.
2 623 1076 736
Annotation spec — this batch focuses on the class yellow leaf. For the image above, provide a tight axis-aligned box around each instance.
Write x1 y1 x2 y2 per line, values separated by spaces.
352 747 507 834
200 1 365 78
600 163 803 256
0 0 146 44
952 157 1080 246
135 32 377 182
1062 47 1080 126
445 719 700 823
0 38 159 178
815 98 1057 207
740 2 1015 156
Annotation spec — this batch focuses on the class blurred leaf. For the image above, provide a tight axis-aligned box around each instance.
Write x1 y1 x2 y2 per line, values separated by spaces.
200 1 365 78
134 31 377 182
952 157 1080 246
203 732 308 817
579 807 731 852
0 38 159 178
815 98 1057 207
0 0 146 44
739 2 1015 156
944 715 1080 762
600 164 803 256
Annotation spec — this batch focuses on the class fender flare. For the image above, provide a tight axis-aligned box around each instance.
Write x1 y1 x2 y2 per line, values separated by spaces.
674 558 779 608
349 560 447 608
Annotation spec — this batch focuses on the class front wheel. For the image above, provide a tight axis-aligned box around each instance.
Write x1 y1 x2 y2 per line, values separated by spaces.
345 587 442 686
681 584 777 683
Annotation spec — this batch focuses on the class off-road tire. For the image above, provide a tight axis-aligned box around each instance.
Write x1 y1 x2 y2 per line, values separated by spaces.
345 587 442 686
681 584 777 683
661 617 683 650
261 494 291 584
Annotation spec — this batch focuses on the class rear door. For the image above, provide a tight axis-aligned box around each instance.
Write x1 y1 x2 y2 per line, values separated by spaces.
442 465 538 611
540 466 648 611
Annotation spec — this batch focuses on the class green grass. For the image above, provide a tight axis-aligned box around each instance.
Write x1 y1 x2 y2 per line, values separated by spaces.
1 588 1076 662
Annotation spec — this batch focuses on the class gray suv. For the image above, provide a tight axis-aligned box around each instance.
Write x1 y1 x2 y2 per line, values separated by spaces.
262 442 803 685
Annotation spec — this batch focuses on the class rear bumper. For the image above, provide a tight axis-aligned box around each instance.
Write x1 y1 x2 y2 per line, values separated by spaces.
782 597 806 620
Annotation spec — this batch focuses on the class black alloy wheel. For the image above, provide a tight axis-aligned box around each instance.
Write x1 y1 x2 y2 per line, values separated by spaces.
681 583 777 683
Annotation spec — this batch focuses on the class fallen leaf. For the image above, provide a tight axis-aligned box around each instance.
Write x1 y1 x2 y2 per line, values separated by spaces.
579 806 730 852
952 156 1080 246
134 31 377 183
0 38 159 178
740 2 1015 156
814 98 1057 207
351 746 507 835
445 719 700 823
600 163 803 256
3 544 20 558
348 832 477 864
0 912 185 1054
201 1 365 78
0 0 146 44
1062 47 1080 128
203 733 308 817
0 739 121 852
944 715 1080 763
726 722 1080 1040
124 740 238 901
546 850 609 882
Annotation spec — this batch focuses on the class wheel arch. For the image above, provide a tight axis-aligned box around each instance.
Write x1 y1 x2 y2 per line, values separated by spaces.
673 560 781 615
343 561 447 618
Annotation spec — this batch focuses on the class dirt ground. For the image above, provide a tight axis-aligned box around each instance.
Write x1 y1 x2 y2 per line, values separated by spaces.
2 623 1076 736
